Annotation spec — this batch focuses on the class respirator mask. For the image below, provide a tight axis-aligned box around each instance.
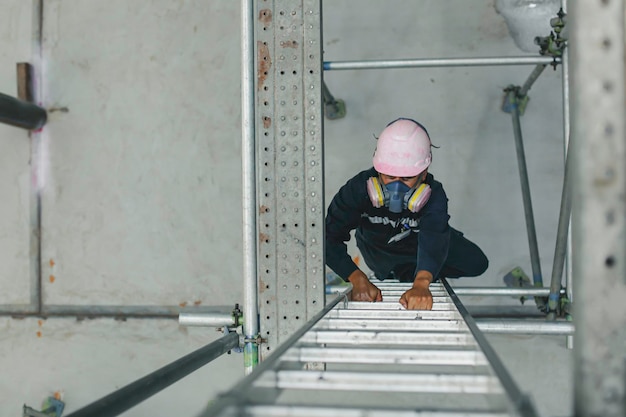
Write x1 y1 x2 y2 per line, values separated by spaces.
366 176 431 213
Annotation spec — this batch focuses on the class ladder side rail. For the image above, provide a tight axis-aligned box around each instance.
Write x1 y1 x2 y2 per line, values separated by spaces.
441 279 540 417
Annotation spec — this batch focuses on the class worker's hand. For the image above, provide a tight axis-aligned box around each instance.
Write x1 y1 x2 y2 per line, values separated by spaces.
399 271 433 310
347 270 382 302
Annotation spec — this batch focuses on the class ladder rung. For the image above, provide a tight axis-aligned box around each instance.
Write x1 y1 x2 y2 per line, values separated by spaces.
202 277 534 417
300 330 478 346
326 309 461 320
239 405 510 417
345 302 456 311
282 346 488 366
378 296 452 303
381 290 448 297
374 281 444 288
255 370 505 394
315 318 468 332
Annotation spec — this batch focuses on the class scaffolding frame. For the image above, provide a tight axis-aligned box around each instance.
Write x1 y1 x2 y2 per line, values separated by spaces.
248 0 575 356
11 1 625 415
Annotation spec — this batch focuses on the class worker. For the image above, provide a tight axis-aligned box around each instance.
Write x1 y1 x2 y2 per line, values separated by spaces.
325 118 488 310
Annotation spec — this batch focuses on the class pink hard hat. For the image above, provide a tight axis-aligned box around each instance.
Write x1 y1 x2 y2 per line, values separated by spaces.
373 118 432 177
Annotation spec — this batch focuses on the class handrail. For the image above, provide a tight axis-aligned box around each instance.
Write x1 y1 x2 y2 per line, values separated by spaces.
65 332 239 417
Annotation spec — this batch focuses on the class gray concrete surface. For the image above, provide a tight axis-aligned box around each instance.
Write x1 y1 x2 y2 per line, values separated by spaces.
0 1 572 416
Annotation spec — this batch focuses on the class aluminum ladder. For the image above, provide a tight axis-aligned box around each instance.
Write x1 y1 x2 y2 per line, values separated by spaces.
201 279 539 417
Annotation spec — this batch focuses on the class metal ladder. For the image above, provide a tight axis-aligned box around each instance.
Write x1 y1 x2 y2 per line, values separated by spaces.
201 279 539 417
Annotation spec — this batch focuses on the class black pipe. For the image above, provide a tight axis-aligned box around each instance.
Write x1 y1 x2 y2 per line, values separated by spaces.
0 92 47 130
65 332 239 417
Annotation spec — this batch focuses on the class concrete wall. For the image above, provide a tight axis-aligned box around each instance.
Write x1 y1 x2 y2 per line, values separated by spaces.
0 1 572 416
1 1 244 415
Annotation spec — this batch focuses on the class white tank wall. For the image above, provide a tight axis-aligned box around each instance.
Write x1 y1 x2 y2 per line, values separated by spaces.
40 0 242 306
0 1 572 416
0 0 34 304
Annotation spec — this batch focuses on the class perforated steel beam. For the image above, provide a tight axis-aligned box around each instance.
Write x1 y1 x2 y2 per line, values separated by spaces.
255 0 325 360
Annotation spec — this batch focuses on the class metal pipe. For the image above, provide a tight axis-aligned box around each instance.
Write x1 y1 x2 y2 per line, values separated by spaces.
509 89 544 288
31 1 45 314
0 92 47 130
476 319 574 336
65 332 239 417
179 312 236 327
2 303 548 322
547 148 572 320
0 305 235 319
560 0 574 349
441 279 539 417
519 64 547 97
466 305 547 319
327 284 563 297
453 287 563 297
324 56 558 71
241 0 259 375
